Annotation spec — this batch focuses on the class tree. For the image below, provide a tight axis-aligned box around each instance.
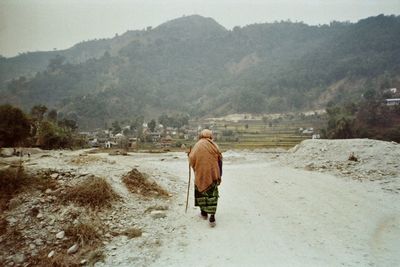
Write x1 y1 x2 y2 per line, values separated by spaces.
148 119 156 132
58 118 77 131
111 121 121 135
47 109 58 122
47 55 65 71
37 121 72 149
130 115 144 130
30 105 48 122
0 104 31 146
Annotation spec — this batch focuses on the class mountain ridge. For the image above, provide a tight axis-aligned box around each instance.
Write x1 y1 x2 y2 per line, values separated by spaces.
1 14 399 129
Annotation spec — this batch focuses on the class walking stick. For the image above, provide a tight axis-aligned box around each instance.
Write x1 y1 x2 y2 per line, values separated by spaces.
185 147 192 213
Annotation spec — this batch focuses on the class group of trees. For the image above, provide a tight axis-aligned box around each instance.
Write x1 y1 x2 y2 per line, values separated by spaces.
158 114 189 129
323 87 400 142
0 104 81 149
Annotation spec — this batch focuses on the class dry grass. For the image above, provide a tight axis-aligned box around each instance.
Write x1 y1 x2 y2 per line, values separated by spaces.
86 249 105 266
31 253 81 267
65 222 101 246
0 216 8 236
70 155 102 165
118 227 142 239
29 222 104 267
62 176 119 209
122 168 169 198
0 166 57 211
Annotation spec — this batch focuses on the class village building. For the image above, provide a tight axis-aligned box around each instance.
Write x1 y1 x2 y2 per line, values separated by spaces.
385 98 400 106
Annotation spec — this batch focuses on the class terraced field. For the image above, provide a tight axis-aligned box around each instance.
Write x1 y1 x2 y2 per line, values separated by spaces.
203 115 325 149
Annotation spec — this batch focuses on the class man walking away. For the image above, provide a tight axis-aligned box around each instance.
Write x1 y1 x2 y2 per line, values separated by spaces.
188 129 223 227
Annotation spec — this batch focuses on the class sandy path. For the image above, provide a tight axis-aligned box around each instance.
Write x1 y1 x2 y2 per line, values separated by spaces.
141 152 400 267
21 149 400 266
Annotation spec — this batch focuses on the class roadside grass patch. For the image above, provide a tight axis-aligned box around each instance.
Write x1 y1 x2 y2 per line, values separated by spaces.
0 166 58 211
65 222 101 247
32 253 81 267
122 168 169 198
62 176 119 209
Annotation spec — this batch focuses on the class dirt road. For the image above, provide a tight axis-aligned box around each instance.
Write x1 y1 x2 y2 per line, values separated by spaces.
9 147 398 266
139 151 400 267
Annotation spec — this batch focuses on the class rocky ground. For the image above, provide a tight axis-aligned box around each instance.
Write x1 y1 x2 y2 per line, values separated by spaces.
0 149 185 266
0 138 399 266
279 139 400 193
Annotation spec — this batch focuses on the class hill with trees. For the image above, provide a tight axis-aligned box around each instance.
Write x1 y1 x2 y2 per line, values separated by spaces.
1 14 399 129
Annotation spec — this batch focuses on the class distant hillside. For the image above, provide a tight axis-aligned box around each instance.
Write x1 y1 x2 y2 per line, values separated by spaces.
1 14 399 129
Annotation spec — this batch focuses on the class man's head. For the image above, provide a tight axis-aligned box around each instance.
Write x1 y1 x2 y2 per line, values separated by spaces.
199 129 213 140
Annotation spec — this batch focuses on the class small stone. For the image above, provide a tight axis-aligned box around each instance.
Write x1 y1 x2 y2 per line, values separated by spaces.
34 239 43 246
56 231 65 239
45 189 52 194
67 244 79 254
29 244 36 250
150 210 167 219
50 173 59 179
48 251 55 258
80 259 87 265
8 217 18 224
13 253 25 264
8 198 22 210
36 213 43 219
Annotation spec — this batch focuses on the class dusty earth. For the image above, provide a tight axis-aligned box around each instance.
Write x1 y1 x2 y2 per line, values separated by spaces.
1 138 400 266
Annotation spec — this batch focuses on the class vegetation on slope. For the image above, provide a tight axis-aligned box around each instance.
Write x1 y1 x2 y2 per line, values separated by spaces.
1 15 399 128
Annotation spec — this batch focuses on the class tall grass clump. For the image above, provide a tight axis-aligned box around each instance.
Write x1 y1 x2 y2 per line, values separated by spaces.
62 176 119 209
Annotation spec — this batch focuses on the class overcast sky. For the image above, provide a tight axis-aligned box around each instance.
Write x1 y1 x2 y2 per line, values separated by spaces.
1 0 399 57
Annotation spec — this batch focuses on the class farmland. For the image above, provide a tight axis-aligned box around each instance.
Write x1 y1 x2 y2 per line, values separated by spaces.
191 112 326 150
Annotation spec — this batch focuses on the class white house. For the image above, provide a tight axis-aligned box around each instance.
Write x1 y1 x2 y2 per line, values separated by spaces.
385 98 400 106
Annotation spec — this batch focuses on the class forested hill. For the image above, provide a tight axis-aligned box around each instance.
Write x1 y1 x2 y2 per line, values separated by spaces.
1 14 399 129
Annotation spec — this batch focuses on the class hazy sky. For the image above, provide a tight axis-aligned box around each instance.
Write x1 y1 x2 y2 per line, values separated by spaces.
1 0 399 57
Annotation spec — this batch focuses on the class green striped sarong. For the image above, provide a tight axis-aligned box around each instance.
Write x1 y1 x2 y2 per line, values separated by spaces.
194 182 219 214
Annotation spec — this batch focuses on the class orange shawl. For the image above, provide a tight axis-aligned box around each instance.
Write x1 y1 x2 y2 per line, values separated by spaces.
189 130 222 193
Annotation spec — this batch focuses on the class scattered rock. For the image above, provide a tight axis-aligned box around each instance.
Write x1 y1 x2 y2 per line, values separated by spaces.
67 244 79 254
150 210 167 219
36 213 43 219
48 250 55 258
348 152 358 162
34 239 43 246
50 173 59 179
45 188 52 194
8 198 22 210
56 230 65 239
13 253 25 264
8 217 18 224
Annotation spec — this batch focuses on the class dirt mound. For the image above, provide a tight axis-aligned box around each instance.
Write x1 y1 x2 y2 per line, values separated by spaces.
122 168 169 198
62 176 120 209
281 139 400 192
0 168 121 266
